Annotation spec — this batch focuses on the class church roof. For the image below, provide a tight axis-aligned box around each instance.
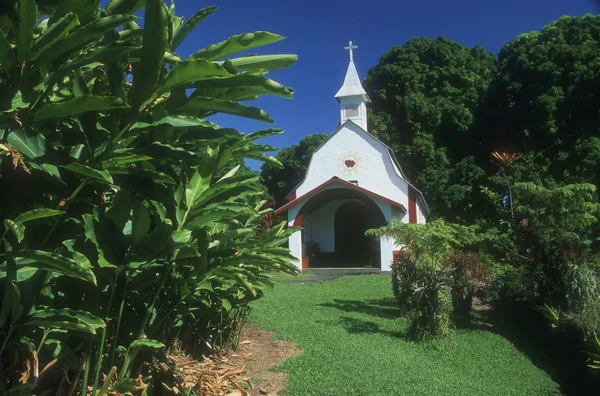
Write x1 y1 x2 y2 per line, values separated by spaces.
275 176 407 215
334 60 371 102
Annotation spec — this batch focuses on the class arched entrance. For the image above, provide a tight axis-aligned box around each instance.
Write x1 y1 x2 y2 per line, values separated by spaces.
292 187 387 269
335 201 373 265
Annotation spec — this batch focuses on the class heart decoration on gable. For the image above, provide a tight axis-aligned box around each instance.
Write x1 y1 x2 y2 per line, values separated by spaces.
337 151 363 176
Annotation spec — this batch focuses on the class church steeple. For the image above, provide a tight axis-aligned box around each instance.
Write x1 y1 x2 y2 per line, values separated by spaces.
335 41 371 131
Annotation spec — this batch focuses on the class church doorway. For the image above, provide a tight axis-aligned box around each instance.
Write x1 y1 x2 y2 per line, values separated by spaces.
334 201 372 266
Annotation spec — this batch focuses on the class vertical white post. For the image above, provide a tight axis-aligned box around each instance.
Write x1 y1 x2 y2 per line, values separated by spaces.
379 234 394 272
288 229 303 271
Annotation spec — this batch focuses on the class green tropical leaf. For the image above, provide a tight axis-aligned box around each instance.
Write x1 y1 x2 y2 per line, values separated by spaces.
131 200 150 249
108 166 176 184
105 191 132 231
61 162 113 184
0 281 22 327
105 0 144 15
8 0 37 63
0 29 12 73
50 40 140 78
185 166 211 209
171 229 191 244
15 250 97 284
235 273 257 298
30 13 80 62
102 153 153 168
181 96 273 123
15 208 64 223
26 309 105 334
7 130 46 159
34 96 130 122
171 6 217 50
128 339 165 349
190 74 294 100
51 0 100 25
157 58 231 95
246 128 283 142
135 142 197 161
129 0 169 111
225 54 298 71
3 219 25 243
191 31 284 61
131 222 171 261
130 115 221 131
243 152 282 167
35 14 137 65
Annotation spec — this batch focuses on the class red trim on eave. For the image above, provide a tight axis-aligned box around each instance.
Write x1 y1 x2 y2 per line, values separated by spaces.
408 188 417 224
274 176 407 215
287 191 296 201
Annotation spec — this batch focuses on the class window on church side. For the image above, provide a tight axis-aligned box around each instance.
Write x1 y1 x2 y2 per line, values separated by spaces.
344 104 359 118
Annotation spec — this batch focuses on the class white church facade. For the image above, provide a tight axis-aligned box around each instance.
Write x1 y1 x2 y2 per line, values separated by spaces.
275 42 429 272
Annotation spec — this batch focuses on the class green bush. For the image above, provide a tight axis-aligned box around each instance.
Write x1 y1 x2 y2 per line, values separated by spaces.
0 1 299 394
369 220 482 340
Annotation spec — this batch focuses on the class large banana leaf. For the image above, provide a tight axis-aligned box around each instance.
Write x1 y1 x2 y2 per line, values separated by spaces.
191 31 284 61
171 6 217 50
129 0 169 111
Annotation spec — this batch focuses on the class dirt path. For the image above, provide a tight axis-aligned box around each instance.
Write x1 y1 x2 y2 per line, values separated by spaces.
228 323 302 396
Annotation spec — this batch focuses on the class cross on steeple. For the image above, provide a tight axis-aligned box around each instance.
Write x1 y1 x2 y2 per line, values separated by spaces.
344 41 358 62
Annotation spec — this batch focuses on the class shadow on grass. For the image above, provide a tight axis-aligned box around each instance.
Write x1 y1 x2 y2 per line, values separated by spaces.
457 304 600 396
317 297 400 319
336 316 407 338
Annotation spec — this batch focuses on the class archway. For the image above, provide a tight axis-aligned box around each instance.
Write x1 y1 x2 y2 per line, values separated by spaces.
291 187 389 269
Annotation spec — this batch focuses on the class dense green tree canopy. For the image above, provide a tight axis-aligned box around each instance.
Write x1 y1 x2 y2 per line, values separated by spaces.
261 133 328 206
364 37 496 156
482 15 600 185
364 37 495 220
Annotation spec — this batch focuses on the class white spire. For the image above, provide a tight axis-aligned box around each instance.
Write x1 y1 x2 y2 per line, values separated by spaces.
335 41 370 131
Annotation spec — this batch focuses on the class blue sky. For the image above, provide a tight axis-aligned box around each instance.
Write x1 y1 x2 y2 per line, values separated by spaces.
119 0 598 170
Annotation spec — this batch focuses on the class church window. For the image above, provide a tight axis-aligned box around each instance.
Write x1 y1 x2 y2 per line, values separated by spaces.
344 104 359 118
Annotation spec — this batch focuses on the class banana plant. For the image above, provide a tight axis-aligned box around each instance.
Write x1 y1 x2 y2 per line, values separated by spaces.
0 0 298 394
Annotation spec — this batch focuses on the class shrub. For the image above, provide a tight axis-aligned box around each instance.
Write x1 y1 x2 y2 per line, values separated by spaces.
450 251 490 316
391 250 417 314
368 219 481 340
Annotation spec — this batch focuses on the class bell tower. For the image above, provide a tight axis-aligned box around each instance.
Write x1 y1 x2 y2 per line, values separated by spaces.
335 41 371 131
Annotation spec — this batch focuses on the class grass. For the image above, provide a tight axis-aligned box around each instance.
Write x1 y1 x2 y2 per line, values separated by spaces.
250 274 560 396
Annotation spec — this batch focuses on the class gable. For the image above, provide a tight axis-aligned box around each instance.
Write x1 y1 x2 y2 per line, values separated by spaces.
294 121 409 205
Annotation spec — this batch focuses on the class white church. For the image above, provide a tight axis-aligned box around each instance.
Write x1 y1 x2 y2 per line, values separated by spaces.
275 42 429 272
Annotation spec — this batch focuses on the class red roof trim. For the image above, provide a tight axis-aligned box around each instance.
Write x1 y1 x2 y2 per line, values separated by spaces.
274 176 407 215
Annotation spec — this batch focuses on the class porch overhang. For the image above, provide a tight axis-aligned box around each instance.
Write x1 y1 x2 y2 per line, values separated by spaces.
274 176 407 215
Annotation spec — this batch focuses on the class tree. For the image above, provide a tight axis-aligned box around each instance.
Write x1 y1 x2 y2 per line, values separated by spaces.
0 1 298 394
364 37 496 220
261 133 328 206
481 15 600 185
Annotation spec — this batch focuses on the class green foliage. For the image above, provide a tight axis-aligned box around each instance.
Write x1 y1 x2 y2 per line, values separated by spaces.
260 133 328 206
364 37 495 220
482 15 600 186
367 220 485 339
0 1 299 394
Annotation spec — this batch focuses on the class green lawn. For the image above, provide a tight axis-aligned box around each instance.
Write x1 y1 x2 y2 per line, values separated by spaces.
250 274 559 396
